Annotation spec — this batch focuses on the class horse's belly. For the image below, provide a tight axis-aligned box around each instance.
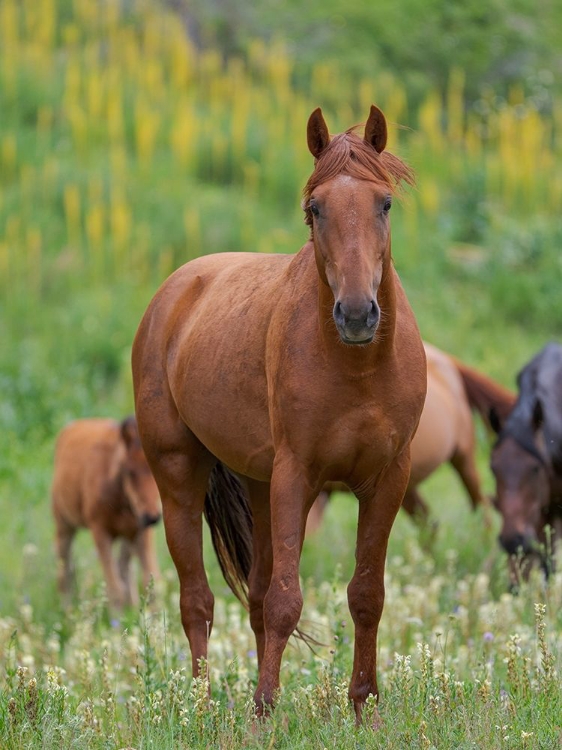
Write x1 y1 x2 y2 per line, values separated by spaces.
410 401 456 484
182 398 275 481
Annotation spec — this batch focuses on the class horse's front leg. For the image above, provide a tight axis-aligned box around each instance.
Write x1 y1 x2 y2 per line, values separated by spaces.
135 526 160 594
253 452 317 714
90 524 126 608
117 538 137 607
347 449 411 726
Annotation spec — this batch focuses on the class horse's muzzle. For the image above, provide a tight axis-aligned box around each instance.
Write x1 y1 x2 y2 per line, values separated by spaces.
142 512 162 528
334 299 380 345
498 531 535 556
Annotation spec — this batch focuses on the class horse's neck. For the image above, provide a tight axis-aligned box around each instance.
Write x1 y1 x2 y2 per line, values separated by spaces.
314 250 397 365
101 455 127 507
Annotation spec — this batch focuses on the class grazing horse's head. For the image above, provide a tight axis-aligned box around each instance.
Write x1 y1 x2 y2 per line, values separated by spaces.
120 416 162 528
490 398 551 578
303 106 414 345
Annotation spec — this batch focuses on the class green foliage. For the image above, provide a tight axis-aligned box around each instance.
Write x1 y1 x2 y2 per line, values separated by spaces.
0 1 561 745
178 0 562 106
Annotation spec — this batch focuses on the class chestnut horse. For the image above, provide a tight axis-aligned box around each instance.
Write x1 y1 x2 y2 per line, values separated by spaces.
132 106 426 722
490 342 562 585
52 417 161 608
306 343 516 535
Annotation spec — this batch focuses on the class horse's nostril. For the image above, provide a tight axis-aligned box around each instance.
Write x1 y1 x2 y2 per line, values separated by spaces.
334 301 343 320
142 513 162 528
368 300 380 327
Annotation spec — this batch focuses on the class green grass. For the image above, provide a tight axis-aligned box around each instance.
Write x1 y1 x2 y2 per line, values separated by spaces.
1 471 561 748
1 1 562 745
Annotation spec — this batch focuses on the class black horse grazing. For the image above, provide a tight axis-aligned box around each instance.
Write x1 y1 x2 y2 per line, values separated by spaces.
490 342 562 585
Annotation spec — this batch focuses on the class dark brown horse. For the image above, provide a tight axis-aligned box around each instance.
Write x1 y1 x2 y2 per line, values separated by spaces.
52 417 161 608
490 342 562 585
306 343 516 535
132 106 426 723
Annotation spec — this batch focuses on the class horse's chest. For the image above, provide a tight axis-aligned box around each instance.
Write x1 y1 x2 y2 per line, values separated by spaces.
113 509 140 538
94 502 139 539
321 402 404 469
277 377 412 481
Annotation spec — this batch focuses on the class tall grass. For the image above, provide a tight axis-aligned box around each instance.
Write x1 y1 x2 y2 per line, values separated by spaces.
0 0 561 311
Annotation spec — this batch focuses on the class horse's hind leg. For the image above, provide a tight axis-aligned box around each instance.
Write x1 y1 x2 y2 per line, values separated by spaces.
402 486 437 548
450 446 493 530
305 490 330 536
401 485 430 526
450 448 486 511
139 420 215 677
246 479 272 667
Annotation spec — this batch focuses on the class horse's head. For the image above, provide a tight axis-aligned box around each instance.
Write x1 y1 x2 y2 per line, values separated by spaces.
120 416 162 528
490 434 550 567
303 105 413 345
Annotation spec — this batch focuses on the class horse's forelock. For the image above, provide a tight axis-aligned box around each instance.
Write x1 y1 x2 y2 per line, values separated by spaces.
302 130 414 227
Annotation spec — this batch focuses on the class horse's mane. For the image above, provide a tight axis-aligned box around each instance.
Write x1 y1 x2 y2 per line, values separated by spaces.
302 127 415 227
498 395 547 465
501 343 562 469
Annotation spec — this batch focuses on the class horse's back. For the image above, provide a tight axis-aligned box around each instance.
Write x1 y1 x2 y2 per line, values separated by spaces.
52 418 119 527
134 251 295 377
141 251 292 324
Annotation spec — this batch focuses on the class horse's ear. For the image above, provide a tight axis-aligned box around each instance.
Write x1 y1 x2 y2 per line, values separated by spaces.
364 105 387 154
120 416 139 449
307 107 330 159
489 407 503 434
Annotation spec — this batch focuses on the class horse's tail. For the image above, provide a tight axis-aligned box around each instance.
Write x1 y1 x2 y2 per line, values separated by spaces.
204 462 321 649
204 462 253 609
452 357 516 431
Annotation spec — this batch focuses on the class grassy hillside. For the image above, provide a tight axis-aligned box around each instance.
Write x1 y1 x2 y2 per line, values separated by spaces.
0 2 561 747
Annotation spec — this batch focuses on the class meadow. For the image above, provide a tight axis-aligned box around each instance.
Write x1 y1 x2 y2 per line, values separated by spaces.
1 1 561 747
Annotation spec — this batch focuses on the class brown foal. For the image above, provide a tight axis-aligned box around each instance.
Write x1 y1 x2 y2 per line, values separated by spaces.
52 417 161 608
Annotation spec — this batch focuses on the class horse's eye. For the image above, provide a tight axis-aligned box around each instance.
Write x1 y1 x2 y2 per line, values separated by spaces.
310 201 319 217
383 197 392 213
